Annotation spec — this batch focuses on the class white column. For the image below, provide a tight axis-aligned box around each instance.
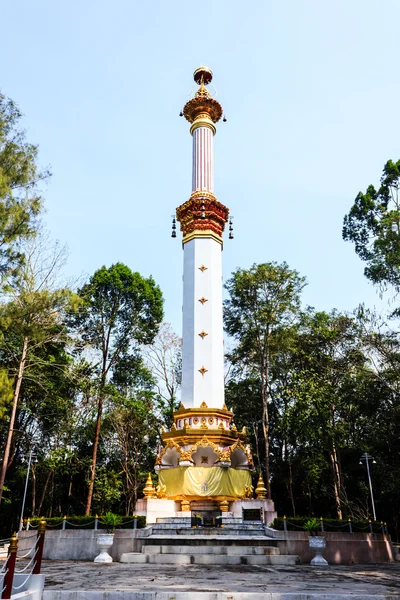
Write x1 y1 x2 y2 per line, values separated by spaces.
192 127 214 192
181 237 224 408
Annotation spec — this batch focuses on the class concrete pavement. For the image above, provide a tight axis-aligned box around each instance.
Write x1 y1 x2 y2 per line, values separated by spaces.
38 560 400 599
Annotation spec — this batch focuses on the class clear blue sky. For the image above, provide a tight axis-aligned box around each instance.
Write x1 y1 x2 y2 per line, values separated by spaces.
1 0 398 333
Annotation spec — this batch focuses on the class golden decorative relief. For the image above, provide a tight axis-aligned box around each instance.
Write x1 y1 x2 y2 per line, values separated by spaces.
200 401 208 408
231 424 237 432
156 483 167 499
179 450 194 463
199 265 208 272
193 417 199 424
198 366 208 375
199 297 208 304
191 436 220 456
208 417 214 424
218 451 231 462
181 498 191 511
183 86 223 125
179 402 185 410
243 485 254 499
199 331 208 339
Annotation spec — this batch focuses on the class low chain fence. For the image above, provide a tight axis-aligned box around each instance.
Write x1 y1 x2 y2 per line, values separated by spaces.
272 516 389 534
22 515 146 531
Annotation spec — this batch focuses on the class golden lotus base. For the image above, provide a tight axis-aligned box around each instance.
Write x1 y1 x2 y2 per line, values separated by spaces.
158 466 252 501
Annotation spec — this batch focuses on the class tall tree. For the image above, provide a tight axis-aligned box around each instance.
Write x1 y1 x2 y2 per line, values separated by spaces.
0 92 49 285
0 235 76 503
343 159 400 306
224 262 306 498
143 322 182 427
72 263 163 515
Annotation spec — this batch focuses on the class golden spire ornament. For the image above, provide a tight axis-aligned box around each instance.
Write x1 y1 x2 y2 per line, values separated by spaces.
255 473 267 499
143 473 156 498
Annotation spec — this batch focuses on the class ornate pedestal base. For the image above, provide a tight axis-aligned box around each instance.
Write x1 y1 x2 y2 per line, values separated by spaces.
138 402 279 527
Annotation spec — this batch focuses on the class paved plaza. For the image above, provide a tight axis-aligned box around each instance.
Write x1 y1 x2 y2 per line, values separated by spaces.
38 560 400 599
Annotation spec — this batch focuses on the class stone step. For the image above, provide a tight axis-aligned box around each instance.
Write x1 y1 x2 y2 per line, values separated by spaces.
151 524 266 532
142 545 280 555
146 534 275 544
120 552 299 566
150 529 266 537
155 518 192 524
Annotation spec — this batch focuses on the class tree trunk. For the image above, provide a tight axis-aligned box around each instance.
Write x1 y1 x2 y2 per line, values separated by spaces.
330 442 343 519
48 469 54 517
38 468 53 516
288 459 296 516
0 336 29 504
261 338 271 499
85 395 103 515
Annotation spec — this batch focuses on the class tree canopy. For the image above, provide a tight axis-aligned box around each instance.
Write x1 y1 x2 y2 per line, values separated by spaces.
0 92 49 285
343 159 400 304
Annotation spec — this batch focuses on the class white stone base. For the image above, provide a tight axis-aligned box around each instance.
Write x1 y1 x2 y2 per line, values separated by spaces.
135 498 181 524
229 499 277 526
135 497 277 526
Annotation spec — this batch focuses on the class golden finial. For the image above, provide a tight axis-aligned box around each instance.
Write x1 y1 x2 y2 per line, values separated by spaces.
195 82 211 99
143 473 156 498
255 473 267 499
38 518 47 534
9 532 18 553
193 66 213 85
183 66 222 127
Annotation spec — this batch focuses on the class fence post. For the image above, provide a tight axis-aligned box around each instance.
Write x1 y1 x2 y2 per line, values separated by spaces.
27 518 30 531
133 515 138 530
62 516 66 530
320 517 324 532
380 521 384 534
384 522 388 534
32 519 46 574
348 518 352 533
94 515 99 530
283 516 287 532
369 520 373 533
1 533 18 600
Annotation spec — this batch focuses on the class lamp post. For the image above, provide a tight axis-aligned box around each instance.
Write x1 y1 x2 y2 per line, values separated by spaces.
359 452 377 521
19 446 36 530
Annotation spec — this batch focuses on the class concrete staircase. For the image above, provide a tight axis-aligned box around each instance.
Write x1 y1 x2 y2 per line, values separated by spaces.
120 517 299 565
